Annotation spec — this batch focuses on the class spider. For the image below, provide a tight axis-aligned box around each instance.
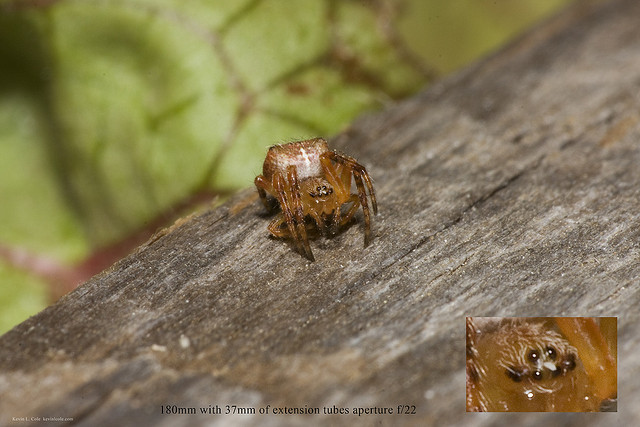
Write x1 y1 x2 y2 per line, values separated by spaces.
254 137 377 261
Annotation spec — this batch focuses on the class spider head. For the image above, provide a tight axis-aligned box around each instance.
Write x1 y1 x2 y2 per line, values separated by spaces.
300 177 337 216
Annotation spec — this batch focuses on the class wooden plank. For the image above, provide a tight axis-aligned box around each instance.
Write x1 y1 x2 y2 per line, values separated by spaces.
1 0 638 425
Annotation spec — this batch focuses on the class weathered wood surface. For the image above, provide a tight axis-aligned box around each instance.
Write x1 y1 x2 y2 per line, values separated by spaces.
1 0 639 425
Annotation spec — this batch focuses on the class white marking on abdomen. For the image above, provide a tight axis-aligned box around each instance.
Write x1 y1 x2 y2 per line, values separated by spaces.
296 147 322 179
301 147 312 168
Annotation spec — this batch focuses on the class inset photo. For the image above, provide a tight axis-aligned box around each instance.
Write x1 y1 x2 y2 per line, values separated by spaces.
466 317 617 412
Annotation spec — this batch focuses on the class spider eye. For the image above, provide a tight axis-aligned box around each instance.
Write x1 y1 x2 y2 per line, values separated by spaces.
545 346 557 360
532 370 543 381
527 349 539 363
311 184 333 197
562 354 576 372
505 366 524 382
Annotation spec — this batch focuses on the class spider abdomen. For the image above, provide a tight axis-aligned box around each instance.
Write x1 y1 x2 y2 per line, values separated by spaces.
263 138 329 180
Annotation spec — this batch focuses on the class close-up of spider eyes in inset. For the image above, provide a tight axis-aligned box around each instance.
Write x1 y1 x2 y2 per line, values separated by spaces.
466 317 617 412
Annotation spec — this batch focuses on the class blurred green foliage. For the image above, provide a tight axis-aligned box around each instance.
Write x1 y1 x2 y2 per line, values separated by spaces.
0 0 570 334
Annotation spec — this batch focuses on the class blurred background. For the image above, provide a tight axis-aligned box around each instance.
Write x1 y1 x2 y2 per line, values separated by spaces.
0 0 573 334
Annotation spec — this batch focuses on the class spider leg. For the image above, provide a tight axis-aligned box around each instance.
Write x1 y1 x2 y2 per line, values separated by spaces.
254 175 275 212
267 214 290 237
329 204 340 236
359 169 377 215
554 318 617 400
324 151 377 246
273 172 309 259
286 165 314 261
305 211 321 234
337 162 352 192
269 214 315 239
352 172 373 245
319 156 347 237
320 154 348 200
339 194 361 227
324 152 377 213
309 209 338 237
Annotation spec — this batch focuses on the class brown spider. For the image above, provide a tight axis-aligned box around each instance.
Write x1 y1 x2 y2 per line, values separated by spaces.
254 138 377 261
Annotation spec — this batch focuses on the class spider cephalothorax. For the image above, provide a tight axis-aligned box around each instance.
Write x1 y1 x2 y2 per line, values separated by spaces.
496 322 578 387
254 138 377 261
